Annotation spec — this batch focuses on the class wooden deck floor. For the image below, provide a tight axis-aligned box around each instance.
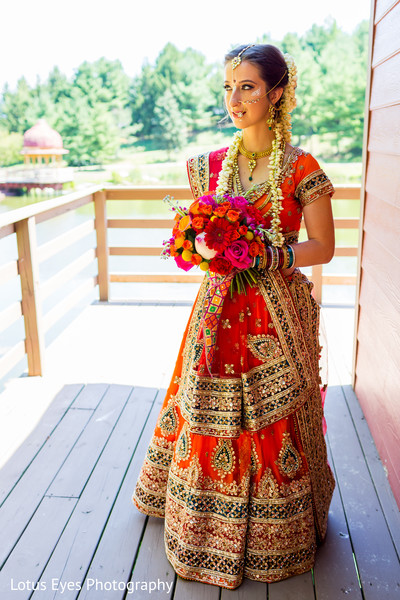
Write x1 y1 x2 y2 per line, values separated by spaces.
0 303 399 599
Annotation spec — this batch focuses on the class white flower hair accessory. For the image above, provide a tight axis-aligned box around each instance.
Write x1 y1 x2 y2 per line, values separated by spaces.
277 53 298 143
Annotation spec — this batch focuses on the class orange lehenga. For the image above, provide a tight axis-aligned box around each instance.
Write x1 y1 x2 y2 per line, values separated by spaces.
132 146 336 589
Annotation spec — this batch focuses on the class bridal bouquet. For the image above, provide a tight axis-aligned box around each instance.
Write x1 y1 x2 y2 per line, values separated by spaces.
162 193 268 293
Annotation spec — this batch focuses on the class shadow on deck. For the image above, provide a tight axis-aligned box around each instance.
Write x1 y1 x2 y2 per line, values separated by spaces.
0 379 399 600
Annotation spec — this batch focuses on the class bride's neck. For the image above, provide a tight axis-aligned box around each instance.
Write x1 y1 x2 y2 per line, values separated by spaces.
241 127 276 153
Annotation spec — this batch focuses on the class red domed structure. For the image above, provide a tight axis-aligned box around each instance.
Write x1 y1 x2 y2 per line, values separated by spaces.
0 119 73 194
21 119 68 165
23 119 65 150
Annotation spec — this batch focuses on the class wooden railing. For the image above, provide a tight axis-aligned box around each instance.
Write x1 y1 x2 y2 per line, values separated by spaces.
0 184 360 380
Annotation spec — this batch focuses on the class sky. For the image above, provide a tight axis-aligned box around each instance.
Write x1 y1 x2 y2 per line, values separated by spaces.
1 0 371 91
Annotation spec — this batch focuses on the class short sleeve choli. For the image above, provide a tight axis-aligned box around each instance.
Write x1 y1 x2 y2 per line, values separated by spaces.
292 151 334 207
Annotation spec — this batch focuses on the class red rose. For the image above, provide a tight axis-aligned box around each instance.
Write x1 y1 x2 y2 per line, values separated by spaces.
209 256 233 275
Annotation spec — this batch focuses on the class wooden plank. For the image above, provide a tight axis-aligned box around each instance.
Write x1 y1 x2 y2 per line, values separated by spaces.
370 53 400 110
373 0 400 66
324 384 400 599
16 217 45 376
375 0 399 23
0 408 92 568
341 384 400 555
0 497 77 600
368 106 400 158
333 218 360 229
42 275 98 333
174 576 220 600
334 247 358 257
0 383 84 505
269 572 313 599
105 186 192 201
352 0 375 387
94 190 109 302
35 195 94 225
322 275 357 286
0 222 15 240
331 187 361 200
110 273 204 284
0 259 18 285
360 230 400 315
0 340 25 380
80 388 164 599
30 386 158 599
354 327 400 505
47 384 132 498
358 267 400 349
108 218 174 229
363 193 400 254
313 439 363 599
127 518 176 600
109 246 163 256
365 151 400 209
36 219 95 263
220 577 267 599
312 265 323 304
40 248 96 300
0 301 22 335
71 382 109 410
0 186 100 229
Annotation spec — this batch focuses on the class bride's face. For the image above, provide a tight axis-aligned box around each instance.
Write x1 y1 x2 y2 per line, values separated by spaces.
224 60 271 129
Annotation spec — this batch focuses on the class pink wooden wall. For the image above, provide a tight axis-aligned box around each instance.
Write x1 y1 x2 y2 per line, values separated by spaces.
355 0 400 507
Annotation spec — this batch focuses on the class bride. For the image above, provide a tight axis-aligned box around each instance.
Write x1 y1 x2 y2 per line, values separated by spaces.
133 43 335 590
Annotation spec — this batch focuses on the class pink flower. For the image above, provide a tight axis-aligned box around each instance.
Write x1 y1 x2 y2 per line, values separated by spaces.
224 240 252 270
174 253 194 271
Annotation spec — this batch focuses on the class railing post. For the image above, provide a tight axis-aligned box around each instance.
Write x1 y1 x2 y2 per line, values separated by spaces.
94 190 109 301
312 264 323 305
15 216 45 376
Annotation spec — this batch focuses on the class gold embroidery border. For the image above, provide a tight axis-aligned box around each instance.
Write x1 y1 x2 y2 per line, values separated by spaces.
187 152 210 198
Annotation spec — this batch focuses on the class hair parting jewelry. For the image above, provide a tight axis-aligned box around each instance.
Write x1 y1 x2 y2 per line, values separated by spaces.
231 44 256 69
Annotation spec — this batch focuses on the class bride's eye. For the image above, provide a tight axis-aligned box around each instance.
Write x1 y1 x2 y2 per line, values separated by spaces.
224 84 232 91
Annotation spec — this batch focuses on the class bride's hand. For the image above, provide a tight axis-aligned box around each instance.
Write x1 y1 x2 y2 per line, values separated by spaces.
280 266 296 279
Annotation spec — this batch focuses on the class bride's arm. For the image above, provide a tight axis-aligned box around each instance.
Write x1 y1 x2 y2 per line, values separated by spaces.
281 194 335 277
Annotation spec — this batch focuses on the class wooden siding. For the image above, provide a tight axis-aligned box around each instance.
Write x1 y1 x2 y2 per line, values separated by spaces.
354 0 400 507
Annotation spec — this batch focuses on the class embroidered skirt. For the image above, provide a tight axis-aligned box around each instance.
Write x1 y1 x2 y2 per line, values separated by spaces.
132 269 335 590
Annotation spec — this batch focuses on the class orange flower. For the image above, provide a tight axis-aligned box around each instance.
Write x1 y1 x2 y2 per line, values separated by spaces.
183 240 193 250
199 204 213 216
175 235 185 249
238 225 248 235
192 216 205 230
213 201 231 217
231 230 240 241
227 209 241 223
169 244 178 257
249 241 260 257
178 215 191 231
191 253 203 265
189 200 202 215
